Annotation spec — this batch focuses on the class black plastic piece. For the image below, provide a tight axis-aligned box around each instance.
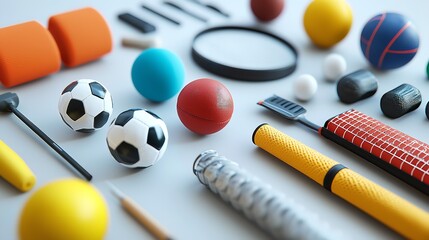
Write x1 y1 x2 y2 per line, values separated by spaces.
380 83 421 119
118 13 156 33
0 92 19 112
192 26 298 81
426 101 429 120
257 95 320 131
337 69 378 104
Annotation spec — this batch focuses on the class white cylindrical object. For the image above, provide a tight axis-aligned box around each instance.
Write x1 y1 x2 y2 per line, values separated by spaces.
121 36 162 50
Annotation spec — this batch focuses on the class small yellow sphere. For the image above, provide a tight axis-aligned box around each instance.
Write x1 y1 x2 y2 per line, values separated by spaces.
19 179 109 240
303 0 353 48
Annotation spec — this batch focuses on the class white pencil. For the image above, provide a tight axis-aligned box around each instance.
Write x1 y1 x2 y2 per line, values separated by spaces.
107 182 173 240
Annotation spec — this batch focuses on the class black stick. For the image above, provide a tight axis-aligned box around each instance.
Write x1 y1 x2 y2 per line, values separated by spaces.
142 5 181 26
188 0 229 18
1 96 92 181
163 1 207 22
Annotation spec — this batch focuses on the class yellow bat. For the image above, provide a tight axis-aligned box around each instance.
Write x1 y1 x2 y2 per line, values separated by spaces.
253 123 429 240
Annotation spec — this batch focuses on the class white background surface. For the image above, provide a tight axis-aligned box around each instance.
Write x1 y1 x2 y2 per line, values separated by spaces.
1 0 428 239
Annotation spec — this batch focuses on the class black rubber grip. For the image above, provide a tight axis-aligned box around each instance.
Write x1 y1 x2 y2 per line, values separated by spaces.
118 13 156 33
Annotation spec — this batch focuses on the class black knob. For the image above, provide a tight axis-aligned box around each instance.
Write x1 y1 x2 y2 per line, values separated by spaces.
380 83 421 119
337 70 378 104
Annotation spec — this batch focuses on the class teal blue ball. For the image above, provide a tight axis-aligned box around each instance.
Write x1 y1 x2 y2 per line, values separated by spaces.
131 48 185 102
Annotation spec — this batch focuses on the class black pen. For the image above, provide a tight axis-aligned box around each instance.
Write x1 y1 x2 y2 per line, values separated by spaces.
188 0 229 18
163 1 207 23
142 5 181 26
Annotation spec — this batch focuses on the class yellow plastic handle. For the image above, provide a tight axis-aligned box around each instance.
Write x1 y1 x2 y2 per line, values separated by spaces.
0 140 36 191
253 124 429 240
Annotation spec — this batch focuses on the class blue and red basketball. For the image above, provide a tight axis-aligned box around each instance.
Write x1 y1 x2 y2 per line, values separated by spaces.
360 12 419 70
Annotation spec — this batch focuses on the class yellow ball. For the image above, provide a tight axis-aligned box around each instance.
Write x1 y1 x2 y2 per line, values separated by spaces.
303 0 353 48
19 179 109 240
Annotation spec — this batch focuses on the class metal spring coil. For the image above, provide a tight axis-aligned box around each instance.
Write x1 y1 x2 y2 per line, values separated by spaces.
193 150 343 240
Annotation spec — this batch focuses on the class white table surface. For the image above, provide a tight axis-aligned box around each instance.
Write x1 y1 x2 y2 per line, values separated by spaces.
1 0 428 239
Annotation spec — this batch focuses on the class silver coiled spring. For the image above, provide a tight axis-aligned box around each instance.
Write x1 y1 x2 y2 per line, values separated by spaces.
193 150 343 240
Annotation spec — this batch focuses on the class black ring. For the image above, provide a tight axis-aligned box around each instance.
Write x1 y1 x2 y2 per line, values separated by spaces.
252 123 269 144
191 25 298 81
323 164 347 192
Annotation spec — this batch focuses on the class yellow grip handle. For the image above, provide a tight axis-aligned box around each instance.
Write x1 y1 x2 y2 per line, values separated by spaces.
253 124 429 240
0 140 36 191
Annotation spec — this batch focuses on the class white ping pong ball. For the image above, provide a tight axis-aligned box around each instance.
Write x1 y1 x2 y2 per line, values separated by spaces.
293 74 318 101
323 53 347 82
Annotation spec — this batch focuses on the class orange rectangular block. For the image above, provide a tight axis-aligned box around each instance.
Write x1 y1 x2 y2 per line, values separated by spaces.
0 21 61 88
48 7 113 67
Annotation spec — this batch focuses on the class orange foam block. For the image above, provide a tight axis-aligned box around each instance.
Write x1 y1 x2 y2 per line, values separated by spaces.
0 21 61 88
48 7 113 67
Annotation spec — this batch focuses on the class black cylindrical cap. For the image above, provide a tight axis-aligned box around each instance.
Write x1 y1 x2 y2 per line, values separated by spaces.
380 83 421 119
425 102 429 120
337 70 378 104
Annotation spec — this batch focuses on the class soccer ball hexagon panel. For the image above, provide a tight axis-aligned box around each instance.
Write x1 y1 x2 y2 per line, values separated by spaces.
106 109 168 168
58 79 113 132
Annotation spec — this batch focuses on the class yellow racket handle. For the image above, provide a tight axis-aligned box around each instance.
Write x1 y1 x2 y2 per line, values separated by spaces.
253 124 429 240
0 140 36 191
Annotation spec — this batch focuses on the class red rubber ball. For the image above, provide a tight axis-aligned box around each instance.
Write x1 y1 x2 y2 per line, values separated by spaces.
177 78 234 135
251 0 285 22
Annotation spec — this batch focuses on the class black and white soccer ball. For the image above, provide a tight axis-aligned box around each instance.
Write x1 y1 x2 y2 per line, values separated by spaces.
106 109 168 168
58 79 113 133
